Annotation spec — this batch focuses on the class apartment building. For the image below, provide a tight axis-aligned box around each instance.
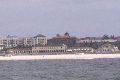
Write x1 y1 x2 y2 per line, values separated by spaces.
0 35 18 48
23 34 47 46
34 34 47 45
0 34 47 48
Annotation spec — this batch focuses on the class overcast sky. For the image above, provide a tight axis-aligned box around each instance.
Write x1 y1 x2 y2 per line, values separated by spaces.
0 0 120 38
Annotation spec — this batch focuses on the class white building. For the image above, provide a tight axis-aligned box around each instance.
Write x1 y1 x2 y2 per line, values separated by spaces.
34 34 47 45
22 34 47 46
0 34 47 48
77 37 117 43
0 35 18 48
95 43 119 53
23 37 34 46
67 47 94 53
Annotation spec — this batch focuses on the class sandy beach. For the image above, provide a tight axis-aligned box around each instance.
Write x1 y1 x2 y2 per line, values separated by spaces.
0 54 120 60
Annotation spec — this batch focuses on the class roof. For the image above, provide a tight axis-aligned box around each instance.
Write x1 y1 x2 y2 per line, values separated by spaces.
34 34 46 38
100 43 116 48
34 44 67 47
8 47 32 50
68 47 94 49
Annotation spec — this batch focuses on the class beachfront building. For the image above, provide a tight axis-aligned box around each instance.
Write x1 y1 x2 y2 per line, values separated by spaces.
95 43 119 53
67 47 94 53
48 32 77 47
7 47 32 55
77 37 117 43
32 44 67 54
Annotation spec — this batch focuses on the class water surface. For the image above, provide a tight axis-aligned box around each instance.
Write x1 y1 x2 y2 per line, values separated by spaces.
0 59 120 80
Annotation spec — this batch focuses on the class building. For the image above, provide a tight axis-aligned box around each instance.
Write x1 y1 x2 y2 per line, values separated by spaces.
0 34 47 49
67 47 94 53
23 37 34 46
0 45 5 51
0 35 18 48
48 32 77 47
95 43 119 53
17 38 24 46
6 44 67 55
22 34 47 46
32 44 67 54
77 37 117 43
7 47 32 55
34 34 47 45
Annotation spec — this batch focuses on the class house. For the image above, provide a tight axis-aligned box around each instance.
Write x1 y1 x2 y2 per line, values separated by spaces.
95 43 119 53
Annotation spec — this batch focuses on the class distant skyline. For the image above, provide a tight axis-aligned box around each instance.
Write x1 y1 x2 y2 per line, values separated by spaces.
0 0 120 38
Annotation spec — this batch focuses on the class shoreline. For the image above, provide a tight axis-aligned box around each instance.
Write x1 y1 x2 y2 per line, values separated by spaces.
0 54 120 60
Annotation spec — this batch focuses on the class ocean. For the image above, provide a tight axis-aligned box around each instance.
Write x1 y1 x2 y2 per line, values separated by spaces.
0 59 120 80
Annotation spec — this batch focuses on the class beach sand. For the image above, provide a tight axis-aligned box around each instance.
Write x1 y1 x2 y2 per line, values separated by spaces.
0 54 120 60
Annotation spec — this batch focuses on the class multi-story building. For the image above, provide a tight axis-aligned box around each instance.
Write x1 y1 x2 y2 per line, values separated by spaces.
0 34 47 49
34 34 47 45
23 37 34 46
17 38 24 46
22 34 47 46
0 35 18 48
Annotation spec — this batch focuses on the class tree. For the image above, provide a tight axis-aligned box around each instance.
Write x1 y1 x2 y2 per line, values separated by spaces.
102 34 109 39
110 35 115 39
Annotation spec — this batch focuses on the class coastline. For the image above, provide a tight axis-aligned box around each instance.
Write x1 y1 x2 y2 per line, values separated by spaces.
0 54 120 60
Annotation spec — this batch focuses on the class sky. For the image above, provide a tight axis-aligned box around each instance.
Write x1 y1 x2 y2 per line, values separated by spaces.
0 0 120 38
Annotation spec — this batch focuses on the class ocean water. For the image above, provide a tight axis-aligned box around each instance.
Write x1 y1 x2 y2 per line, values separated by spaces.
0 59 120 80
